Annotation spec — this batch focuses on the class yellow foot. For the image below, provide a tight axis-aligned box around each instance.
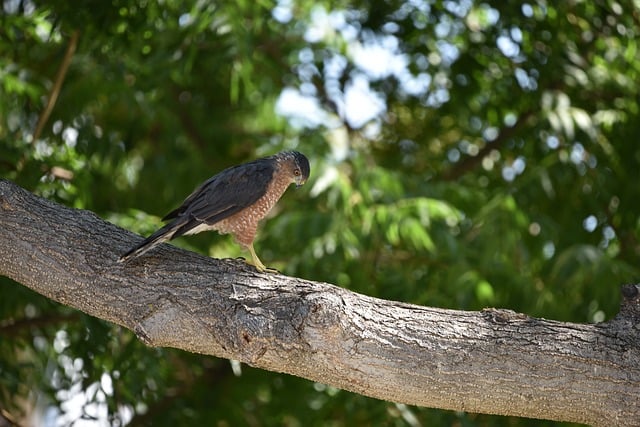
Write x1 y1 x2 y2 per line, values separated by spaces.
247 244 278 273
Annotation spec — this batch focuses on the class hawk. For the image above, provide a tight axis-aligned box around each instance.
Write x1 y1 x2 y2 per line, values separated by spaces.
119 151 310 271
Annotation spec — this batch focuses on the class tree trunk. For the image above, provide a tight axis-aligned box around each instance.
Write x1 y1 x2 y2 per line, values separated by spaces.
1 179 639 426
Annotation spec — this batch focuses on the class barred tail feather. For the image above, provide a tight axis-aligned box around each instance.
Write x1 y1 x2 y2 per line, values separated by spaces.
118 224 177 263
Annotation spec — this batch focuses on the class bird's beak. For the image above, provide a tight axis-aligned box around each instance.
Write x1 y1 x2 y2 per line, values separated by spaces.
295 176 307 188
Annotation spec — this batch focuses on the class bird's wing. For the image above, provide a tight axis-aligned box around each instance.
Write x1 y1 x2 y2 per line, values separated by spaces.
164 159 275 239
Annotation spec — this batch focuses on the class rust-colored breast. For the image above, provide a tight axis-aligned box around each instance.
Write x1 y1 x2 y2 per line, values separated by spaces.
213 163 293 247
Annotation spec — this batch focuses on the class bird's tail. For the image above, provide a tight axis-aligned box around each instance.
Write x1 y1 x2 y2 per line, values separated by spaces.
118 224 177 263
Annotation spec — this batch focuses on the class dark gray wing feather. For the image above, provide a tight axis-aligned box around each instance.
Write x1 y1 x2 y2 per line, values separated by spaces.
118 223 177 262
166 158 275 238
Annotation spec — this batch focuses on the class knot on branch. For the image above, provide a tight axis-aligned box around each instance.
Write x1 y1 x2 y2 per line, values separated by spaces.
616 284 640 325
481 307 529 324
0 179 17 211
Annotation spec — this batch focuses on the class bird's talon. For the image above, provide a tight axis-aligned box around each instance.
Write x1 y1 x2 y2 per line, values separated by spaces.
252 265 278 274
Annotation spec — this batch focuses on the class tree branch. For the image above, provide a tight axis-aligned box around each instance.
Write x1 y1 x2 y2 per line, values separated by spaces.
0 313 80 337
441 110 535 181
0 179 638 426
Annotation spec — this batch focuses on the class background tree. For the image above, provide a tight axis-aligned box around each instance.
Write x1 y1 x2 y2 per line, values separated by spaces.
1 0 639 425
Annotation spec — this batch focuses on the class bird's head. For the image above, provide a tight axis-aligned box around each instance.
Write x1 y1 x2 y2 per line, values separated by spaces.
281 151 310 188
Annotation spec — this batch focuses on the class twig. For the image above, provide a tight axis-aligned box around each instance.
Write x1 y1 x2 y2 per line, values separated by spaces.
32 30 80 142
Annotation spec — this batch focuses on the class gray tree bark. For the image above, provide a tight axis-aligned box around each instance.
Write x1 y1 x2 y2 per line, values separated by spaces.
1 179 639 426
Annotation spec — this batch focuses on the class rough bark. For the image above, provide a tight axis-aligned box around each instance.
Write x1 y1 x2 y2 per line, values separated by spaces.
1 178 639 426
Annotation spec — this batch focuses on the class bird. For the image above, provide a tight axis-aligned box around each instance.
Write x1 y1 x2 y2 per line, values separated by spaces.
119 151 310 271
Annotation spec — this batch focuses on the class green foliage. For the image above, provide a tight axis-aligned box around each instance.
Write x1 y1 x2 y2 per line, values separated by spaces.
2 0 639 425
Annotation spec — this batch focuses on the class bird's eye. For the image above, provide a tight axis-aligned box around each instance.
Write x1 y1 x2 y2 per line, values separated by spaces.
294 169 301 176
